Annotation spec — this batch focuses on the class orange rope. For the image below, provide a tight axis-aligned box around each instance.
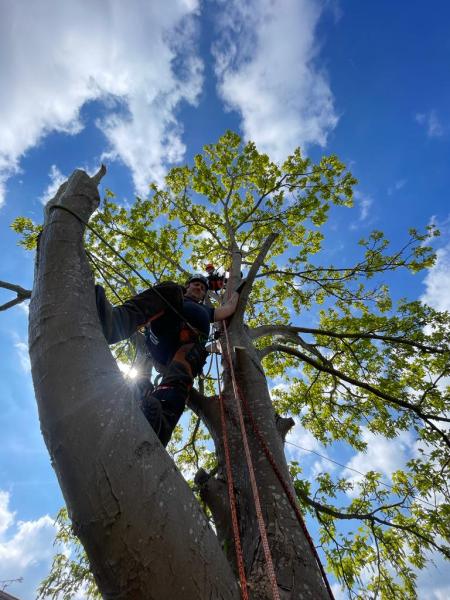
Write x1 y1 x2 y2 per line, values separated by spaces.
220 324 335 600
214 353 249 600
222 321 281 600
239 391 335 600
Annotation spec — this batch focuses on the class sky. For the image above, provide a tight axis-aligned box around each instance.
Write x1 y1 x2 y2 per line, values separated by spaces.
0 0 449 598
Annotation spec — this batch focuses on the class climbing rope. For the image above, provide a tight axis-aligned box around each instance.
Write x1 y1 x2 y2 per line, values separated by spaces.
220 322 335 600
214 352 249 600
48 204 201 337
221 321 281 600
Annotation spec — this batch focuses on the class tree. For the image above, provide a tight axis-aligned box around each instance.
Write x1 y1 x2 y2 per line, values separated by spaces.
6 131 450 599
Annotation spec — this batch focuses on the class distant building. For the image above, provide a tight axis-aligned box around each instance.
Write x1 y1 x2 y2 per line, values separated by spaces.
0 590 22 600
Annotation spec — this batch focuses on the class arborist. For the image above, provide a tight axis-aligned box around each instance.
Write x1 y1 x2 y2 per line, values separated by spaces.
95 273 245 446
205 263 227 291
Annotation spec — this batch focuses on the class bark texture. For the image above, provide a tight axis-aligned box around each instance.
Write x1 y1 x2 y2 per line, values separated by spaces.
198 321 330 600
29 169 239 600
195 238 330 599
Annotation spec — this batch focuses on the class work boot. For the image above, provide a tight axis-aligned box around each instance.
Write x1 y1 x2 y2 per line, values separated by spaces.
140 385 186 447
95 282 183 344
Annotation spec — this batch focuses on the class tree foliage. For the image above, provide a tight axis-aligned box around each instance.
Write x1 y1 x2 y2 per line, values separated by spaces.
11 131 450 598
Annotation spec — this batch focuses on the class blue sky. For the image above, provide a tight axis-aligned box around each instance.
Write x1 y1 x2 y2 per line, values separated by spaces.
0 1 449 598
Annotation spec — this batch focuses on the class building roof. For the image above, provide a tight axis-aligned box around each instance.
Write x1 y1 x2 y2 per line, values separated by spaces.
0 590 22 600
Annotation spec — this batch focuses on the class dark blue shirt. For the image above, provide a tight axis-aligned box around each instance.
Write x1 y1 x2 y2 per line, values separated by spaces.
145 297 214 364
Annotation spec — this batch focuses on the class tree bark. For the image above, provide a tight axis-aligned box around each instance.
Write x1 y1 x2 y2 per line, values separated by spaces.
196 317 330 599
28 169 239 600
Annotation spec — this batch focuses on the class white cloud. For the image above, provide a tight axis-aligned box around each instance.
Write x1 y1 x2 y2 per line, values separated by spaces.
387 178 406 196
14 340 31 373
213 0 338 161
416 546 450 600
330 582 347 600
286 420 337 477
343 427 414 492
0 0 203 205
0 491 15 535
415 110 444 138
421 243 450 312
0 490 57 600
39 165 67 205
359 195 372 222
18 300 30 316
349 190 373 229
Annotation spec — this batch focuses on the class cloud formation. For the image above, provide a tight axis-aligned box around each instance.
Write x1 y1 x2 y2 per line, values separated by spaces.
286 419 338 478
0 0 203 205
343 427 415 493
415 110 444 138
213 0 338 161
39 165 67 205
0 490 56 600
349 190 373 229
421 242 450 312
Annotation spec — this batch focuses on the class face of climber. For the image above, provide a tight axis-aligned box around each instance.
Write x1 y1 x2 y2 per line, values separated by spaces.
185 280 207 302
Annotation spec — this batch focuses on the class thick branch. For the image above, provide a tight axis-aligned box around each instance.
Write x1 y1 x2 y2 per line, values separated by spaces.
187 388 222 442
250 324 448 355
275 414 295 442
234 232 279 321
31 167 239 600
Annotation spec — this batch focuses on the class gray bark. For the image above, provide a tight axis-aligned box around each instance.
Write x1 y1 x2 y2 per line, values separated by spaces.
201 319 330 600
193 233 330 599
29 169 239 600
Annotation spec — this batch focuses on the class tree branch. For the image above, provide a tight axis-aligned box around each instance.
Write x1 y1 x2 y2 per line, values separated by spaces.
233 232 279 321
261 344 450 445
0 280 32 311
275 414 295 441
250 324 448 355
298 490 450 559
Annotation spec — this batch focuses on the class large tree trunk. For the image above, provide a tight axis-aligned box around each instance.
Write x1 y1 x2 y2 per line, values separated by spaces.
196 301 330 598
28 169 239 600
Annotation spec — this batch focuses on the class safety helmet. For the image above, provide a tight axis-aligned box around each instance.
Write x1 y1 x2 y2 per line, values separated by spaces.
187 274 209 290
205 263 215 271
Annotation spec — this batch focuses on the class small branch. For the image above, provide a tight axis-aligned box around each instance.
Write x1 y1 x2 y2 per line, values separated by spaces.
299 490 450 559
173 417 201 457
91 163 107 185
262 343 450 446
236 173 288 228
0 280 32 311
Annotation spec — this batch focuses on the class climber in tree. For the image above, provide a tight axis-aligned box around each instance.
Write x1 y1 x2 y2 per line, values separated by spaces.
205 263 227 291
95 274 245 446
